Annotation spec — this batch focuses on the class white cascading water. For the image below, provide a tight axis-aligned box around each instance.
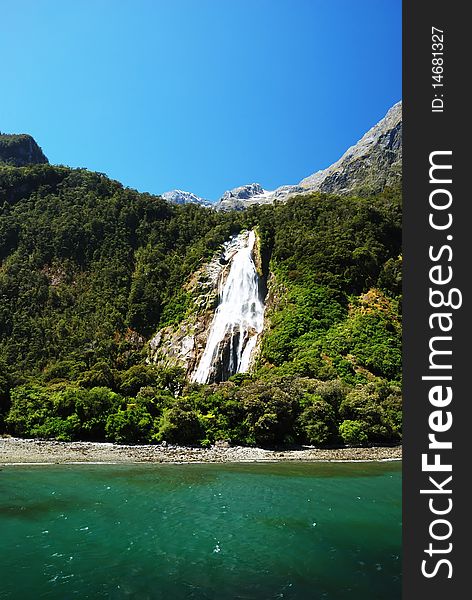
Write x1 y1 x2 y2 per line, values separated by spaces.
192 230 265 384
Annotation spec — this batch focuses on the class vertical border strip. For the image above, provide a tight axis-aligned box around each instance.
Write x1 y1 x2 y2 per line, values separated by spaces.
403 1 468 597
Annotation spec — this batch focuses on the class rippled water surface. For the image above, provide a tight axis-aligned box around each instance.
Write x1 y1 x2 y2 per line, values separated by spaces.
0 461 401 599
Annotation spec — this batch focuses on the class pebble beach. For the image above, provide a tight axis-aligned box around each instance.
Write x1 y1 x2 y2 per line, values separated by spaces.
0 437 401 465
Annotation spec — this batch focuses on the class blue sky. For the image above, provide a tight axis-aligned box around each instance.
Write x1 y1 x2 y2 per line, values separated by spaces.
1 0 401 200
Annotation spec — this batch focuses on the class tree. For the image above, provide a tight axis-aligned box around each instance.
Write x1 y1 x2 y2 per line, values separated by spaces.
298 396 337 445
339 420 368 445
119 365 158 397
156 400 204 445
74 387 122 440
106 406 154 444
239 383 298 446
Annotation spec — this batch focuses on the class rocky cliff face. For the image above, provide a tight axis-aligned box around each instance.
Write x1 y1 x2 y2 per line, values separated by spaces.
149 232 265 380
268 101 402 203
0 134 49 166
148 252 226 375
296 101 402 196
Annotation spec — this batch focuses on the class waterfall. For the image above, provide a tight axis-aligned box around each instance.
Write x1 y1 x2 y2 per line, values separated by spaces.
192 230 265 384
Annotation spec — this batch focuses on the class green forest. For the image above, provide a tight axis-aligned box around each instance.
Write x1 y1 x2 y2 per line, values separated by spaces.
0 163 402 447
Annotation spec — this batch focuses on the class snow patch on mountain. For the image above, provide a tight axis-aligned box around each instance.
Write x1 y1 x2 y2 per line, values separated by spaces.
161 189 213 207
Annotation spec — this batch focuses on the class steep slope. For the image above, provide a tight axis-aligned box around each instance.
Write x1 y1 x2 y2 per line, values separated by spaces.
0 164 239 383
268 101 402 203
296 101 402 196
0 133 49 166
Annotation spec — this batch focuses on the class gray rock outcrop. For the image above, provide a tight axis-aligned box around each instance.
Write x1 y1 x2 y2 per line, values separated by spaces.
148 234 248 376
149 232 265 381
215 183 274 211
296 101 402 196
270 101 402 201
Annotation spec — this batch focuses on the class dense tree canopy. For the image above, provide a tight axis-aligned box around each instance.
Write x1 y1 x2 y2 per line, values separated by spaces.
0 163 402 446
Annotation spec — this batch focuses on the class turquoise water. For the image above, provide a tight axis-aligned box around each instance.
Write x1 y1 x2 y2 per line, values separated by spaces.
0 461 401 600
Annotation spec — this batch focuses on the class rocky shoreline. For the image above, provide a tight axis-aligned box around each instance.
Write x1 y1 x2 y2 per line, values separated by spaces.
0 437 401 465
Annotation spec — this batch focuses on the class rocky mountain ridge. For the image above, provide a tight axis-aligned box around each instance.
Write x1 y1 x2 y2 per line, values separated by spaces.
161 101 402 210
4 101 401 210
296 100 402 196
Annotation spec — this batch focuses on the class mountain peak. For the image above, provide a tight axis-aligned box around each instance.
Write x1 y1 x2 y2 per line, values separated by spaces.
216 183 273 211
297 101 402 195
161 189 212 207
0 133 49 166
220 183 265 201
